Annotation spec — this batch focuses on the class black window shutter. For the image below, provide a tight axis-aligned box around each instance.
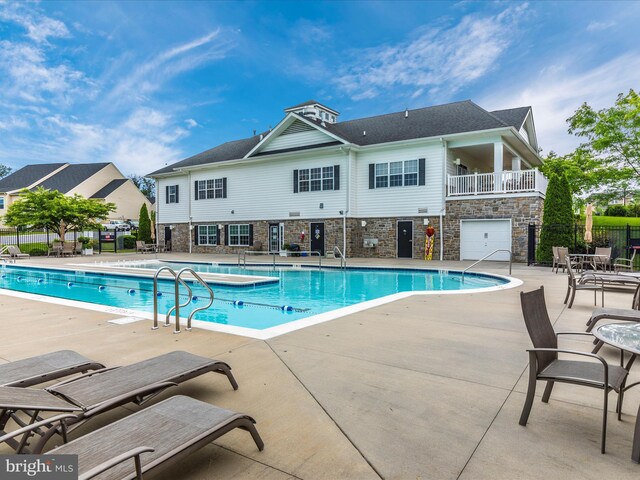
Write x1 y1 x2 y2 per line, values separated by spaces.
368 164 375 189
193 225 199 245
225 225 229 246
418 158 426 186
334 165 340 190
222 177 227 198
249 224 254 246
165 185 169 203
175 185 179 203
293 170 299 193
216 226 220 245
194 180 198 200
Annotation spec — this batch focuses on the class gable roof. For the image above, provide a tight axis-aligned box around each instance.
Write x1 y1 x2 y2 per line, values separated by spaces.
35 163 110 193
490 107 530 130
0 163 66 192
150 136 263 175
149 100 533 176
90 178 128 199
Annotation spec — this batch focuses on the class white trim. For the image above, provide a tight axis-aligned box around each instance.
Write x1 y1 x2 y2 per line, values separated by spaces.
243 113 348 159
0 270 522 340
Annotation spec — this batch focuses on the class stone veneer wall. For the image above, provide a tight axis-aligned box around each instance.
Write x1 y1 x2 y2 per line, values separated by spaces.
158 216 442 260
443 195 544 262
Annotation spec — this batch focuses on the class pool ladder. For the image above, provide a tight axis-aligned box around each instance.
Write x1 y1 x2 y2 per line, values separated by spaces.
152 266 214 333
333 246 346 269
461 249 512 282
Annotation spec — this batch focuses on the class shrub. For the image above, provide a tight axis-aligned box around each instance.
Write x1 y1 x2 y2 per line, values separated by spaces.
137 204 151 243
604 204 628 217
628 203 640 217
537 173 574 263
122 235 137 249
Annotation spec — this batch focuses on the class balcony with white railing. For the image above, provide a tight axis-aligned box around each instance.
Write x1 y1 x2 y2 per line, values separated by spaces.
447 170 547 198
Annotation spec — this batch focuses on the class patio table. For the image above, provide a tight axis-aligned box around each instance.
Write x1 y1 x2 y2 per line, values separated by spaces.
570 253 610 272
594 323 640 462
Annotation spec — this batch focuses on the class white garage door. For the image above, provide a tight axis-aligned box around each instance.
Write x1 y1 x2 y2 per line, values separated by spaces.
460 219 512 261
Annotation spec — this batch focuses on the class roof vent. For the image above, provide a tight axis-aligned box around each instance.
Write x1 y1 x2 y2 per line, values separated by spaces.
259 134 264 140
363 130 366 136
405 109 409 118
253 129 256 136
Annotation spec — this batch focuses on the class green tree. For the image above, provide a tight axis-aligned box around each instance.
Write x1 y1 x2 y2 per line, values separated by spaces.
128 175 156 198
0 164 11 179
2 187 115 243
536 173 574 263
568 89 640 175
137 203 152 243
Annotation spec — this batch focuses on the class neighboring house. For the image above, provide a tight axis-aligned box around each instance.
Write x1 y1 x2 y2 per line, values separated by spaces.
148 100 546 262
0 162 151 226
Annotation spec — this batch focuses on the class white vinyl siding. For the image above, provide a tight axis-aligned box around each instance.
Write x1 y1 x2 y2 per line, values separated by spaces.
355 143 443 217
189 152 345 222
261 129 336 153
157 177 189 223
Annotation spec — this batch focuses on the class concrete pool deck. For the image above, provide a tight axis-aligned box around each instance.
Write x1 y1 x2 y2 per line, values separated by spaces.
1 253 640 479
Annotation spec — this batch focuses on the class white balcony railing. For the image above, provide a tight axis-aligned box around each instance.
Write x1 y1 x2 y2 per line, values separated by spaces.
447 170 547 197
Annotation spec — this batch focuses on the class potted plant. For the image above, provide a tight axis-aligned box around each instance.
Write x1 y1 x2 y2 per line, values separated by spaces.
78 236 94 255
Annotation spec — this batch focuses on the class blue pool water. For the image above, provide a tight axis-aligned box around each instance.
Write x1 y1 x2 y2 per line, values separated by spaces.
0 263 508 330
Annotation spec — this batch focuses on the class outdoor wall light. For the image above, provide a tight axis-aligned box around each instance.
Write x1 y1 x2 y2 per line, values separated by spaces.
455 158 461 165
169 225 174 230
319 203 324 209
361 220 367 227
231 210 234 214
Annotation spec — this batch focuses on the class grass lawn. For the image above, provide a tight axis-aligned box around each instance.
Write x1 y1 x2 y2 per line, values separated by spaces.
591 216 640 227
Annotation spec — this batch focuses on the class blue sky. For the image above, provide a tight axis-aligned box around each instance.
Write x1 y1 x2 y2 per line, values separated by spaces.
0 1 639 176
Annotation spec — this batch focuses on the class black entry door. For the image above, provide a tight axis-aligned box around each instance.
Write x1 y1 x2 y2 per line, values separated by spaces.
397 221 413 258
310 222 325 256
164 226 172 252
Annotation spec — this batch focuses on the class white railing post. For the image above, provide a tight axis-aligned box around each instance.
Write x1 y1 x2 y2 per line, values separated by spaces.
474 172 478 195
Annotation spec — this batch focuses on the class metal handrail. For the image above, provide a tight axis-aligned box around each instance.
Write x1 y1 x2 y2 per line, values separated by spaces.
333 246 346 269
461 249 512 282
153 266 180 332
165 278 192 330
239 250 278 270
177 268 215 331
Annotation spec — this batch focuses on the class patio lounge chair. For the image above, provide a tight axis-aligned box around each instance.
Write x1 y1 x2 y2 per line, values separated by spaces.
0 395 263 480
0 351 238 453
553 247 569 274
5 245 30 259
519 286 628 454
586 284 640 333
614 248 638 272
0 350 104 388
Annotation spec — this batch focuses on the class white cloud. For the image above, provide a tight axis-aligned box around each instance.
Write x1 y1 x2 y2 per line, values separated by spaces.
0 3 70 43
105 30 233 107
478 52 640 156
185 118 198 128
0 41 94 105
586 20 616 32
335 3 527 101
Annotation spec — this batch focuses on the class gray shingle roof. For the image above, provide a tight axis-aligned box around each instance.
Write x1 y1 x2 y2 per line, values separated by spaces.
36 163 110 193
490 107 530 130
0 163 67 192
90 178 128 199
149 100 529 176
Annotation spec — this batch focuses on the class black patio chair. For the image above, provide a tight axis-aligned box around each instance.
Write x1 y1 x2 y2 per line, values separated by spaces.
519 286 628 454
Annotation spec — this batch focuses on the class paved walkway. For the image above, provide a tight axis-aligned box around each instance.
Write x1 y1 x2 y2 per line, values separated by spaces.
1 254 639 479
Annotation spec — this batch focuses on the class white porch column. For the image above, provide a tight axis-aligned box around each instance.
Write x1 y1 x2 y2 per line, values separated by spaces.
493 142 504 172
493 142 503 192
512 156 521 171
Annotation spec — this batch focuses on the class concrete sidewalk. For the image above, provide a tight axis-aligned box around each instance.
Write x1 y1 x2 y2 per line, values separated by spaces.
0 255 639 479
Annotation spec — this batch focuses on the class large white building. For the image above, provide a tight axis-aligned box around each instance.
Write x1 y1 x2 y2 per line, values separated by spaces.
148 100 545 261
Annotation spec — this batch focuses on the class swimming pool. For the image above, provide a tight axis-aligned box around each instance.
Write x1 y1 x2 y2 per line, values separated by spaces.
0 262 518 338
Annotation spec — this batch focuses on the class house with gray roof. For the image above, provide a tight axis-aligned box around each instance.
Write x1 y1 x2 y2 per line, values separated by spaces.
0 162 151 226
148 100 545 261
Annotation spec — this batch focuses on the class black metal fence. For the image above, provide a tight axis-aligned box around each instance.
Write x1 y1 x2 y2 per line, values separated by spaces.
527 223 640 267
0 227 80 255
